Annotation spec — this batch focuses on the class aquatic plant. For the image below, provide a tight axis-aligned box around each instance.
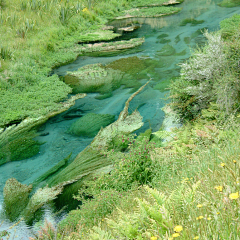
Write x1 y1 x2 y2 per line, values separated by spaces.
156 44 176 56
3 178 32 221
0 131 41 166
67 113 115 137
180 18 205 26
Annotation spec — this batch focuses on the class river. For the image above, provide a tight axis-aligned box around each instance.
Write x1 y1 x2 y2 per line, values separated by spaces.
0 0 240 238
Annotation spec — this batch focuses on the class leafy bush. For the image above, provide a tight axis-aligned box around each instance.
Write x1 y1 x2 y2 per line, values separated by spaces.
170 30 240 120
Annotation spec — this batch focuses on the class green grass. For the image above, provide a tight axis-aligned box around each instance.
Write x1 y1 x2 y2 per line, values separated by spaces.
128 6 181 17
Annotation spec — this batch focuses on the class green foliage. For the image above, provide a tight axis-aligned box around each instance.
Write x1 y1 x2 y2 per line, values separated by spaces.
170 30 240 120
59 189 122 232
67 113 115 137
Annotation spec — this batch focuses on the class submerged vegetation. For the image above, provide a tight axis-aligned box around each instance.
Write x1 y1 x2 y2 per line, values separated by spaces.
24 13 240 240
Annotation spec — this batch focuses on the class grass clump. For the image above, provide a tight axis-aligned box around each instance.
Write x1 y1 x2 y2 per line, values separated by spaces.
0 131 41 166
67 113 115 137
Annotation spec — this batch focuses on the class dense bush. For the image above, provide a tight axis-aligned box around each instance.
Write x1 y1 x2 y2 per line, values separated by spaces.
170 30 240 121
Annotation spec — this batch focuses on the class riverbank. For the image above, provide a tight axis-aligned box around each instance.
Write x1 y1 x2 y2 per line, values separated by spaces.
0 0 181 128
51 13 240 239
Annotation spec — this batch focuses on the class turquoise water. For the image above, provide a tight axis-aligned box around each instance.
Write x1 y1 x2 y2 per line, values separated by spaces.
1 0 240 238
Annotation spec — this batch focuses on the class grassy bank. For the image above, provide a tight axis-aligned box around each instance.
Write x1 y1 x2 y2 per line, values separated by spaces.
0 0 181 128
28 13 240 240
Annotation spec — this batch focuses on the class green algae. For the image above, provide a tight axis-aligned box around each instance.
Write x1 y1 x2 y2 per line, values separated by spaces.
67 113 115 137
157 38 171 44
106 56 159 81
175 49 187 56
191 28 206 39
184 36 191 44
175 34 181 44
156 44 176 56
157 33 169 39
180 18 205 26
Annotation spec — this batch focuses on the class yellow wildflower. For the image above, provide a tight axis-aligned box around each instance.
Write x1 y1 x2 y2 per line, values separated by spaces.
174 225 183 233
197 204 203 208
193 237 199 240
207 217 211 220
196 216 204 220
172 233 180 238
220 163 225 167
150 237 157 240
216 212 220 215
214 185 223 192
82 7 88 12
168 238 173 240
229 192 239 200
233 160 237 163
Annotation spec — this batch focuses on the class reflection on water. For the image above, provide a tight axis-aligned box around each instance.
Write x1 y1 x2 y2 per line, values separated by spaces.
1 0 240 238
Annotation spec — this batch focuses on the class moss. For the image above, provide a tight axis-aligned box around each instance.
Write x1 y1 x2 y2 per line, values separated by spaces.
67 113 115 137
218 0 240 7
0 132 41 166
180 18 205 26
156 44 176 56
3 178 32 221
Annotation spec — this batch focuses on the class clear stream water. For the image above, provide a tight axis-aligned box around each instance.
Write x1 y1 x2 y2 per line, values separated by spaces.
0 0 240 238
